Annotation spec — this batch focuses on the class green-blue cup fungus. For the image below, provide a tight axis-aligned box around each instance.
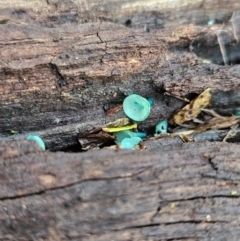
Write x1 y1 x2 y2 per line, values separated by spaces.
147 98 154 106
155 120 168 135
123 94 151 122
27 135 46 150
120 136 142 150
236 111 240 116
113 130 147 144
207 19 215 26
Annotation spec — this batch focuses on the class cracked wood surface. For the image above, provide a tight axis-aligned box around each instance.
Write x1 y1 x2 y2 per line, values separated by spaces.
1 1 240 240
0 0 239 30
1 21 240 150
1 140 240 240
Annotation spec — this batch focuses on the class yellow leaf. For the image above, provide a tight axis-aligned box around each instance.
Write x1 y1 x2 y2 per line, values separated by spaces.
102 123 137 133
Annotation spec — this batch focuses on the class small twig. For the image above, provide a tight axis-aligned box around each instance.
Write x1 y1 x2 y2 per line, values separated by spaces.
217 30 229 66
201 109 224 118
164 92 190 103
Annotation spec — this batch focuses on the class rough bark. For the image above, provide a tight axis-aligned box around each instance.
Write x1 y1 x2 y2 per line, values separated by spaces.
1 140 240 240
1 1 240 240
0 0 239 29
1 0 240 151
1 21 240 150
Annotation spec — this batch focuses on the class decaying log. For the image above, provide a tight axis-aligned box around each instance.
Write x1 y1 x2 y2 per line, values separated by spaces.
0 0 239 29
1 21 240 150
1 1 240 240
1 140 240 240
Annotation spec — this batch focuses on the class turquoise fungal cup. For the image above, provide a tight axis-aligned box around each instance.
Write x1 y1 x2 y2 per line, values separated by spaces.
113 130 147 144
236 111 240 116
155 120 168 135
121 137 142 150
123 94 151 121
27 135 46 150
147 98 154 106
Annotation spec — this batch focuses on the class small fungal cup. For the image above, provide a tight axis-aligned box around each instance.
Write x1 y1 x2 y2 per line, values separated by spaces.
113 130 147 144
120 137 142 150
236 111 240 116
147 98 154 106
123 94 151 122
27 135 46 150
155 120 168 135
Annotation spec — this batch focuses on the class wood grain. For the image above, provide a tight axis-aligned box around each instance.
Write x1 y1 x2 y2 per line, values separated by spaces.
1 140 240 240
1 22 240 150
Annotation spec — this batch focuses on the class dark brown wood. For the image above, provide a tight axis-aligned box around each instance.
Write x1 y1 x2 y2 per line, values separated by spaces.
0 0 239 29
1 1 240 151
1 21 240 150
1 1 240 240
1 140 240 240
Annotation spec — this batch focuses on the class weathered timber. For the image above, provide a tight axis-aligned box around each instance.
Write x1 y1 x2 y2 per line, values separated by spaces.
1 1 240 240
0 0 239 30
1 140 240 240
1 21 240 150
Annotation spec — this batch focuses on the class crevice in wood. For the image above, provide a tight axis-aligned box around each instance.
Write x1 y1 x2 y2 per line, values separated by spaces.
150 205 162 222
151 194 240 224
97 32 103 43
0 168 151 202
159 238 196 241
49 62 65 88
120 220 228 231
207 157 219 172
165 195 240 202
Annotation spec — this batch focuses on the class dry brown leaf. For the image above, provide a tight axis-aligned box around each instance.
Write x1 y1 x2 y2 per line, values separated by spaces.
78 130 116 150
170 88 211 125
